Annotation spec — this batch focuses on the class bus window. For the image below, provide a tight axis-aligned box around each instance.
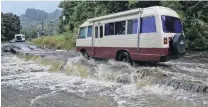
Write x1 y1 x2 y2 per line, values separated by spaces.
105 23 114 36
115 21 125 35
79 27 86 39
161 16 182 33
100 26 103 38
87 26 92 37
95 27 98 38
140 16 156 33
127 19 138 34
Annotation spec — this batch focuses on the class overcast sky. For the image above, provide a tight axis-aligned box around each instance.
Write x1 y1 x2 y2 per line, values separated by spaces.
1 1 61 16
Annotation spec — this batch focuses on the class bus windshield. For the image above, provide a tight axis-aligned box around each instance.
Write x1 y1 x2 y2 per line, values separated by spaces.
161 16 182 33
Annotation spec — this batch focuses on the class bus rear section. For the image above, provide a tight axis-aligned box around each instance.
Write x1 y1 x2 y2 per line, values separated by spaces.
76 6 186 62
159 15 186 62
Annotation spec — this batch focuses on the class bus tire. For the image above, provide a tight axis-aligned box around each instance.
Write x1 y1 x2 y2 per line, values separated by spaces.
117 52 132 64
81 50 89 59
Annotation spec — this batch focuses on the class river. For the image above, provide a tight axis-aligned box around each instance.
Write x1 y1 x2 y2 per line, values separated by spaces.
1 43 208 107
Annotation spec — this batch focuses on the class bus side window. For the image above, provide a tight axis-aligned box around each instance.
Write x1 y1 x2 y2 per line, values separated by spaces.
115 21 125 35
100 26 103 38
95 27 98 38
87 26 92 37
79 27 86 39
105 23 114 36
127 19 138 34
140 16 156 33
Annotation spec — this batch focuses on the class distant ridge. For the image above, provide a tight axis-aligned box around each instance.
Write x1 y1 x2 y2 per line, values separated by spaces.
20 8 62 36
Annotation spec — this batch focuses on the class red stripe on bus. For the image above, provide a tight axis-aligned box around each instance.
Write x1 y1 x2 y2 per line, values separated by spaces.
76 46 169 61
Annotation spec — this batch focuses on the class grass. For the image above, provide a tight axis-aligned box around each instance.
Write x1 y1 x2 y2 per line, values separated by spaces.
19 53 66 72
31 32 76 50
18 52 90 78
1 41 8 44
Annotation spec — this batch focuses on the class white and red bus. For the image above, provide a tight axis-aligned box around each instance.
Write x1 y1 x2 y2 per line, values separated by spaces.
76 6 186 63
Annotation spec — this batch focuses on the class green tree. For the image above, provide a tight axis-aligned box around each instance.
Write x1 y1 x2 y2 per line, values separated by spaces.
180 1 208 50
59 1 80 32
1 12 21 40
128 1 160 9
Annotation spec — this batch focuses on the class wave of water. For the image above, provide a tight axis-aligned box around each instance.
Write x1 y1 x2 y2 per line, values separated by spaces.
2 53 208 107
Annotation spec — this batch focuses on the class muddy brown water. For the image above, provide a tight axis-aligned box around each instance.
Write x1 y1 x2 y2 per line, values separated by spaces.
1 43 208 107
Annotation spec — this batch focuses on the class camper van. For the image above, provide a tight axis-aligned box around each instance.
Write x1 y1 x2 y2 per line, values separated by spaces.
76 6 186 63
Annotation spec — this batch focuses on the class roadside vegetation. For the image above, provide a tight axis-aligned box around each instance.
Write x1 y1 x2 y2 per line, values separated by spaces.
32 32 76 50
1 41 8 44
18 52 90 78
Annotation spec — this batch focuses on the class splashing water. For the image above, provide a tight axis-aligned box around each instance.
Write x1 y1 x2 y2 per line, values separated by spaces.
2 53 208 107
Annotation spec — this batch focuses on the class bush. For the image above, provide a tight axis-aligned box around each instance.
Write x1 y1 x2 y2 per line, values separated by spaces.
185 20 208 51
32 32 76 50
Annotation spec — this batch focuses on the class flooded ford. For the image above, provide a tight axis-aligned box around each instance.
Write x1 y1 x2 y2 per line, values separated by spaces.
1 43 208 107
2 1 208 107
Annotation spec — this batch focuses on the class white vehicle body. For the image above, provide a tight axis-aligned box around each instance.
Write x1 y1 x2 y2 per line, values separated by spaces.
15 34 25 42
76 6 186 62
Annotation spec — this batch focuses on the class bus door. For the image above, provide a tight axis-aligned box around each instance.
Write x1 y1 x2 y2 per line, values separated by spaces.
93 24 104 58
98 24 104 58
138 16 157 49
93 23 103 58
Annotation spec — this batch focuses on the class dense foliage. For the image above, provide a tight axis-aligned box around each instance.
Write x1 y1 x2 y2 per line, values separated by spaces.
59 1 208 51
1 12 21 40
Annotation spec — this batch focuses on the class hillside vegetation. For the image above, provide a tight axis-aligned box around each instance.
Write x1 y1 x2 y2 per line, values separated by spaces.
57 1 208 51
32 32 76 50
20 9 62 38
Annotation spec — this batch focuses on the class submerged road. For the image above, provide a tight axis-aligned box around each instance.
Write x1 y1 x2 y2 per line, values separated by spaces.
1 43 208 107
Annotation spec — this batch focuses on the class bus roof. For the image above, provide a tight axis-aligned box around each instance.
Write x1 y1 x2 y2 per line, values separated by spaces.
80 6 178 27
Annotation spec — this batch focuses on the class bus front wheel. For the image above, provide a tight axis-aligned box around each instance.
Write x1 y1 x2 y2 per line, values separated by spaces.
81 50 89 59
117 52 132 64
